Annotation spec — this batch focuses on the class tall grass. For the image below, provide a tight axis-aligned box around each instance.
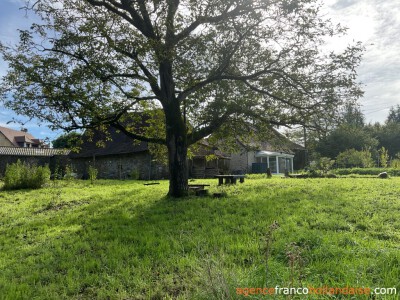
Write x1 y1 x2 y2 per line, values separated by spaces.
0 178 399 299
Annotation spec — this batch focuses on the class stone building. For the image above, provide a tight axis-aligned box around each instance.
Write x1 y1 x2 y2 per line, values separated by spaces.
69 126 169 180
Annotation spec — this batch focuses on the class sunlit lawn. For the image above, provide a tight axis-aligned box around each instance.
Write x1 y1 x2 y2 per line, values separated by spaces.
0 177 399 299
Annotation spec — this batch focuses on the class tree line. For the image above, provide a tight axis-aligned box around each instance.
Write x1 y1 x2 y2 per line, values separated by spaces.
304 104 400 168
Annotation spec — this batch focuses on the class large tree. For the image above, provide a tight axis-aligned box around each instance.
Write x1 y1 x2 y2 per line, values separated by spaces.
0 0 363 197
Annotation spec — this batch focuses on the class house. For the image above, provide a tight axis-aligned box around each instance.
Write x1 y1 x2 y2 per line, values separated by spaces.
0 126 70 176
69 126 169 180
0 126 48 148
229 133 305 174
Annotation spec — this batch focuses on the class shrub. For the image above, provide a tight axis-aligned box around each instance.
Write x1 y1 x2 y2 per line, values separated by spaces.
379 147 389 168
130 168 140 180
336 149 374 168
88 165 98 184
3 160 50 190
64 164 77 181
316 157 335 175
390 159 400 168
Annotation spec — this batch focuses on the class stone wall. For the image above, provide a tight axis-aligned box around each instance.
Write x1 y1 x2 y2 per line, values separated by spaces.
71 152 169 180
0 155 70 177
229 151 251 174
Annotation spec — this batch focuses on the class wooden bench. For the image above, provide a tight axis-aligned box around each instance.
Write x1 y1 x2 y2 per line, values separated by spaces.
215 175 246 185
188 184 210 190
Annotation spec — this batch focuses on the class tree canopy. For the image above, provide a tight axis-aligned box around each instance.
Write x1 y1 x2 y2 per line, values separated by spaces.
386 105 400 124
52 132 82 149
0 0 364 196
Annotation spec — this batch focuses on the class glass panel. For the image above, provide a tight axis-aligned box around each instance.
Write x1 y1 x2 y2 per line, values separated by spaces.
269 156 277 173
279 157 286 173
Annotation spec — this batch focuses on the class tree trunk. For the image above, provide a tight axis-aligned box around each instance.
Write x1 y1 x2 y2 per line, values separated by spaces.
160 59 188 197
166 113 188 197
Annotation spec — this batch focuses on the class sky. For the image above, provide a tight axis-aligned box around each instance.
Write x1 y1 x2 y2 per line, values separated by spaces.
0 0 399 142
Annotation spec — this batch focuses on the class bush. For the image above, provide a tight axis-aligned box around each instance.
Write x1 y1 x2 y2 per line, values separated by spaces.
88 165 98 184
3 160 50 190
130 168 140 180
336 149 374 168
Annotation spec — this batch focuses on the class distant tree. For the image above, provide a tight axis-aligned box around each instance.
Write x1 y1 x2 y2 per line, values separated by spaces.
52 132 82 150
316 125 378 159
386 105 400 124
0 0 364 197
340 102 365 128
365 120 400 158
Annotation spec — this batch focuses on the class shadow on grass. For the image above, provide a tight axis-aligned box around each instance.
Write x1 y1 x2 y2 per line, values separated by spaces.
1 179 400 299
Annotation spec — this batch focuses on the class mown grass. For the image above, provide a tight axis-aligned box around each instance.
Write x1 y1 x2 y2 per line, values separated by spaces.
0 177 399 299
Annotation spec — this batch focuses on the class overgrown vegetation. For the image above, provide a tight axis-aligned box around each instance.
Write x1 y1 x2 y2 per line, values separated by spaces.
87 165 98 184
2 160 50 190
0 178 399 299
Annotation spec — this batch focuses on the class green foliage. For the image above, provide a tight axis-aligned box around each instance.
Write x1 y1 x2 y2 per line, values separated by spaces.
336 148 374 168
87 165 98 184
130 168 140 180
386 104 400 124
379 146 389 168
340 102 365 128
0 0 365 197
333 168 400 176
0 179 400 298
390 159 400 169
63 165 76 181
3 160 50 190
360 148 375 167
315 157 335 174
317 125 378 159
364 122 400 159
307 157 335 177
52 132 82 150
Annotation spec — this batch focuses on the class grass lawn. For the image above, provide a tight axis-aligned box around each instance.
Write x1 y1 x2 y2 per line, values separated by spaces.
0 177 399 299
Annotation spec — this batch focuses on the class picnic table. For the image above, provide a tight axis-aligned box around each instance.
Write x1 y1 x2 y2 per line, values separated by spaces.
215 175 246 185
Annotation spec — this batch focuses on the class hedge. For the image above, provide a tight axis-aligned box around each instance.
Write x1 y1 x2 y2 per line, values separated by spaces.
332 168 400 176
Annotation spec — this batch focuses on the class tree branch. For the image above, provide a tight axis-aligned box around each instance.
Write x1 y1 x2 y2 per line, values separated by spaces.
86 0 157 39
111 122 166 145
188 110 232 144
174 4 246 42
177 49 289 102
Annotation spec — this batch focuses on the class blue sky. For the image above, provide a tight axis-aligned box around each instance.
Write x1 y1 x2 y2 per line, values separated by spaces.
0 0 62 141
1 0 399 142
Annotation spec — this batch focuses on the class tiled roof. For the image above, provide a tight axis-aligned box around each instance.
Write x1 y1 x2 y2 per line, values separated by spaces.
0 147 70 157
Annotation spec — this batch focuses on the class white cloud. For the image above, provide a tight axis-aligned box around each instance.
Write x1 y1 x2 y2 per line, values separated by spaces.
324 0 400 123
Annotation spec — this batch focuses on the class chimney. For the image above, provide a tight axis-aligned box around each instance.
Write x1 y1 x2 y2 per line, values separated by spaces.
21 128 28 132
